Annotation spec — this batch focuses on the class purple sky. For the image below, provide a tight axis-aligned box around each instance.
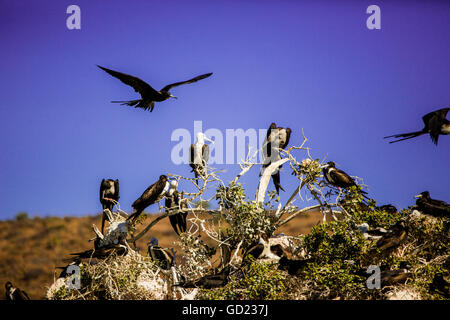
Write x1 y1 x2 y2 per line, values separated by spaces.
0 0 449 219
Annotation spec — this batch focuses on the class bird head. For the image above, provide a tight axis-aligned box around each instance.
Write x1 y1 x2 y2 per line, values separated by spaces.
160 175 168 182
414 191 430 200
196 132 214 144
148 237 159 247
5 281 13 291
323 161 336 169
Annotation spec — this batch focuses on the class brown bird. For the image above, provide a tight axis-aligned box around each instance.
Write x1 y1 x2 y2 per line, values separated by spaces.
174 266 230 289
98 65 212 112
415 191 450 218
127 175 170 223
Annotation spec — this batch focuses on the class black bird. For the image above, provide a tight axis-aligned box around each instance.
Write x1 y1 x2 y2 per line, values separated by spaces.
165 181 188 236
369 220 408 257
322 161 367 195
147 238 174 270
261 123 292 194
189 132 213 184
99 179 120 234
127 175 170 223
174 266 230 289
278 256 313 276
5 282 30 300
376 204 398 214
430 273 450 298
98 65 212 112
415 191 450 218
68 244 128 260
384 107 450 145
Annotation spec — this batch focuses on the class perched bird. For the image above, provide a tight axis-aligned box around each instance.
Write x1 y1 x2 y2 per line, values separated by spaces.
189 132 213 184
56 257 82 278
430 273 450 298
322 162 367 195
5 282 30 300
278 256 313 276
98 65 212 112
261 122 292 194
376 204 398 214
174 266 230 289
127 175 170 223
69 244 128 260
242 235 284 265
358 223 388 240
415 191 450 218
147 238 174 270
384 107 450 145
165 181 187 236
380 269 413 286
370 221 408 257
99 179 120 234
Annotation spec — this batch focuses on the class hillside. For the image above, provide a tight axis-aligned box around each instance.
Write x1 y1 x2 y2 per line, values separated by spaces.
0 209 325 299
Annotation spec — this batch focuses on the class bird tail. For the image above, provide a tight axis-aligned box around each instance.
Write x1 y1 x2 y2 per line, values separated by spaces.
111 99 141 107
383 130 425 144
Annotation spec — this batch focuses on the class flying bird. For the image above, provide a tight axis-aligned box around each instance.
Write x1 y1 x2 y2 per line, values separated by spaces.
5 282 30 300
415 191 450 218
261 122 292 194
384 107 450 145
147 238 174 270
189 132 213 184
322 161 367 195
99 179 120 234
98 65 213 112
174 266 230 289
127 175 170 223
165 181 188 236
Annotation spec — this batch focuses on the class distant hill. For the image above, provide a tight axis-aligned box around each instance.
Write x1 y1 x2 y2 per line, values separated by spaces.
0 210 324 299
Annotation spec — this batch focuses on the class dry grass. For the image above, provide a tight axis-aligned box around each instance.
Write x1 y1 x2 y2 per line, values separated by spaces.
0 209 324 299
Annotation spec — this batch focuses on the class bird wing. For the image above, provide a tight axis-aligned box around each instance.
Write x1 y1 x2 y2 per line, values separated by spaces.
202 144 210 163
160 72 212 92
280 128 292 149
329 169 355 187
98 65 159 97
100 179 106 202
114 179 120 201
428 110 449 145
132 180 163 209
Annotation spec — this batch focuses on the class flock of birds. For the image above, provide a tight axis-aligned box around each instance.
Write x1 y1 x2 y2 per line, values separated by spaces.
4 66 450 299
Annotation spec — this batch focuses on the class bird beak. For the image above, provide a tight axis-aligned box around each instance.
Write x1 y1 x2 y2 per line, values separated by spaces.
205 136 214 144
169 94 178 99
414 194 422 199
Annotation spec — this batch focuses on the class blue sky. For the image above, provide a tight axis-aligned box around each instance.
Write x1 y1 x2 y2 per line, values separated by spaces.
0 0 449 219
